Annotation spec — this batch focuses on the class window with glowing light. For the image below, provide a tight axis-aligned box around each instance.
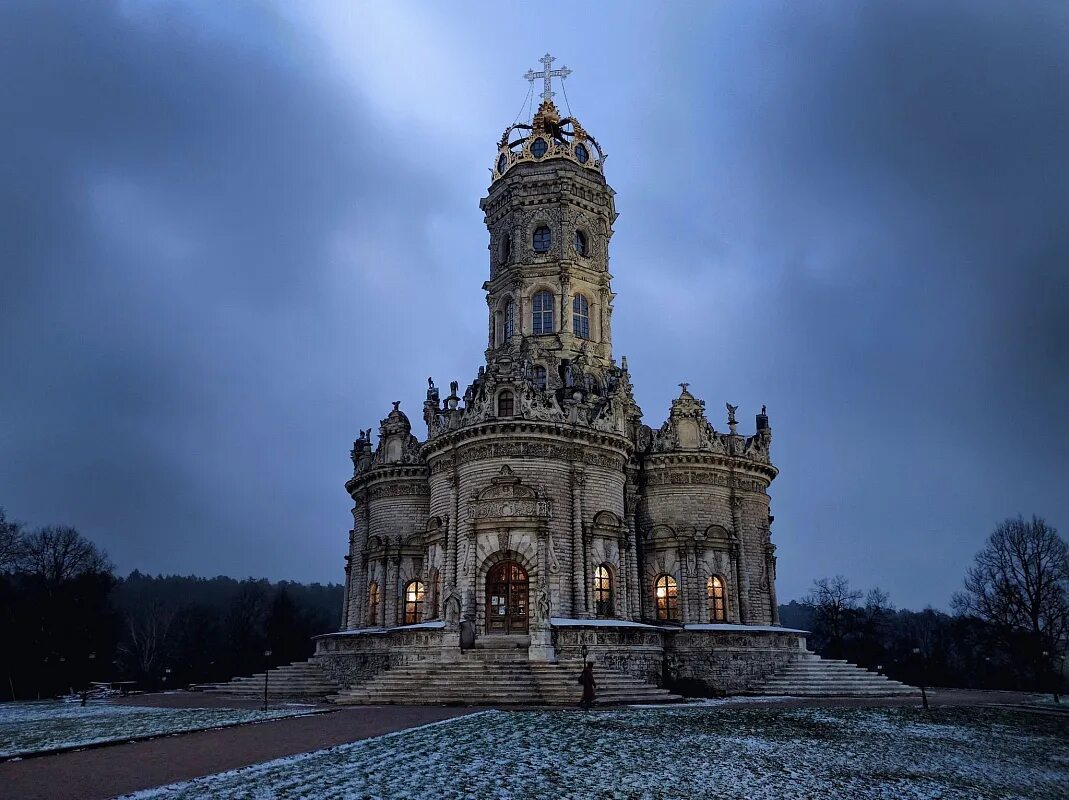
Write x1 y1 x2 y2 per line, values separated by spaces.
594 565 614 617
655 574 679 621
366 582 381 627
403 580 425 625
707 575 727 622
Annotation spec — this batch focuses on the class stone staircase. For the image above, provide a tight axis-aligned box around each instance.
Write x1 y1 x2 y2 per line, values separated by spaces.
329 644 682 707
750 653 919 697
193 659 340 699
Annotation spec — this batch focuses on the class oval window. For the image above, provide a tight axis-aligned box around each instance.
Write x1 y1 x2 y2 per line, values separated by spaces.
575 143 589 164
531 138 548 158
497 153 507 173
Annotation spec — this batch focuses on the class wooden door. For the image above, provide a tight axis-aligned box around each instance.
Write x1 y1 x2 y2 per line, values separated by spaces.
485 561 529 634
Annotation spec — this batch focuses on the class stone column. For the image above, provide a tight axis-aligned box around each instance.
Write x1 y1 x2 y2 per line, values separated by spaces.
767 544 780 625
529 526 556 661
384 545 400 627
339 551 352 628
625 493 641 620
570 466 587 618
677 545 691 624
348 497 370 629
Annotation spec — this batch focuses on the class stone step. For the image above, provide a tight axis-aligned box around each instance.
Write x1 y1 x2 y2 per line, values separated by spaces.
191 658 341 698
750 653 920 697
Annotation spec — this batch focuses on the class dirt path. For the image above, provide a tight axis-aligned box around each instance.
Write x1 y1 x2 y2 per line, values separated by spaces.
0 705 472 800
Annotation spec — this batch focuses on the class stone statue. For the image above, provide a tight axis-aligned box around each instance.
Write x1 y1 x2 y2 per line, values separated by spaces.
726 403 739 434
538 586 551 620
427 377 439 403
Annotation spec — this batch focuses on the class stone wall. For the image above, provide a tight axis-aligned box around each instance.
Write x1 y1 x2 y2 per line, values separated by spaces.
314 627 447 688
666 628 806 694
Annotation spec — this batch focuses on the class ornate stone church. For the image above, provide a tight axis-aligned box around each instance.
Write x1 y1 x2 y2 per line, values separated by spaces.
306 58 912 701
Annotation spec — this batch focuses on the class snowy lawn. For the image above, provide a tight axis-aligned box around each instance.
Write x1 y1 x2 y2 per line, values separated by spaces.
0 701 319 759
128 705 1068 799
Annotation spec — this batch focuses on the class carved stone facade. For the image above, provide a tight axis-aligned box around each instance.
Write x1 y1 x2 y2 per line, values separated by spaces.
320 93 800 694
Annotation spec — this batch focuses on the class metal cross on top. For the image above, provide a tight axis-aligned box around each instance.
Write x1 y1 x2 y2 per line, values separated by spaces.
524 53 572 102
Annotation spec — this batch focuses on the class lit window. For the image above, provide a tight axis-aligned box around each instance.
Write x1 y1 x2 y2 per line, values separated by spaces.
575 230 587 257
531 365 547 390
655 574 679 621
503 300 515 340
594 565 614 617
572 294 590 339
533 290 554 335
367 582 380 627
497 390 514 417
533 225 551 252
403 580 425 625
707 575 726 622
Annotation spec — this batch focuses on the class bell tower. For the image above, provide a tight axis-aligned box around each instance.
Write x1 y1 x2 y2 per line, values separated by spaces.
480 55 618 378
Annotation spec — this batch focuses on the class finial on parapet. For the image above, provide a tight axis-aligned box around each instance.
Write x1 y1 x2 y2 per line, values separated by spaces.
726 402 739 435
678 382 691 396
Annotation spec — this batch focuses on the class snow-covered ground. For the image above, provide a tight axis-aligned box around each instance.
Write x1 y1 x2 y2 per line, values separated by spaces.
127 705 1068 799
0 700 317 759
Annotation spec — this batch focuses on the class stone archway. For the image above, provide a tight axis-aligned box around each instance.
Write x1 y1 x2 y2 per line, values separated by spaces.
485 560 529 634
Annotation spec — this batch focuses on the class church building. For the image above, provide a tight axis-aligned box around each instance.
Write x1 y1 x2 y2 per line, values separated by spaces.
308 57 908 701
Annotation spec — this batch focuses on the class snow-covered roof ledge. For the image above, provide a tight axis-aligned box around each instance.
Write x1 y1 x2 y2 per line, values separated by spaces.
315 620 447 638
683 623 810 634
550 617 671 630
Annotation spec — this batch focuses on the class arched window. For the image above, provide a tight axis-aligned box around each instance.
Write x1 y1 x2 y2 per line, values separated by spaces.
655 574 679 621
572 294 590 339
532 290 554 335
531 365 548 391
497 390 514 417
503 300 515 340
533 225 551 252
403 580 425 625
594 565 614 617
366 582 380 627
707 575 727 622
501 234 512 264
575 230 587 257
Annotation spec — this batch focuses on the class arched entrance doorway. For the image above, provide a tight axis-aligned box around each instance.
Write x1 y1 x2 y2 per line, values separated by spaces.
485 561 529 634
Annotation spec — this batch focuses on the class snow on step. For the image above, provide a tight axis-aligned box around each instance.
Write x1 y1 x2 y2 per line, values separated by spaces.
191 659 341 698
750 654 919 697
329 657 682 706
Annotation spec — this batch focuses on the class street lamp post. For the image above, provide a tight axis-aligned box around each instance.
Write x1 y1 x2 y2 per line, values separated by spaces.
263 650 272 712
912 647 929 711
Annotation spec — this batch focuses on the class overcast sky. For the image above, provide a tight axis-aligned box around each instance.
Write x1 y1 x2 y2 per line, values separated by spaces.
2 1 1067 608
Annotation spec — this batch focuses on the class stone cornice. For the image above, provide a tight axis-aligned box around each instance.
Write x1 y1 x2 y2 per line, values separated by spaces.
423 420 632 473
346 464 430 497
644 452 778 484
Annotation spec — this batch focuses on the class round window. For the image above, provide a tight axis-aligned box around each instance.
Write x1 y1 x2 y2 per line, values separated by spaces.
497 153 507 173
575 143 589 164
531 137 548 158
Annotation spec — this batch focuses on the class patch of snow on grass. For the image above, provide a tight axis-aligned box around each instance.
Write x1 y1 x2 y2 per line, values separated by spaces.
124 705 1069 799
0 700 315 759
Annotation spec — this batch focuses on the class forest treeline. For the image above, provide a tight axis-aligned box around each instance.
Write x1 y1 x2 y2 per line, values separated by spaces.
1 508 1065 699
0 508 341 700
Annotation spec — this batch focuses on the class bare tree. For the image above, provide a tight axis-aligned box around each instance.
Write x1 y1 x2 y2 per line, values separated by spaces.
118 601 176 682
0 508 24 573
18 525 112 584
953 516 1069 663
805 575 863 654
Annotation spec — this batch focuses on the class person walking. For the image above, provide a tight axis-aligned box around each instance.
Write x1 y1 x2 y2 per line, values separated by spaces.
578 662 597 711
